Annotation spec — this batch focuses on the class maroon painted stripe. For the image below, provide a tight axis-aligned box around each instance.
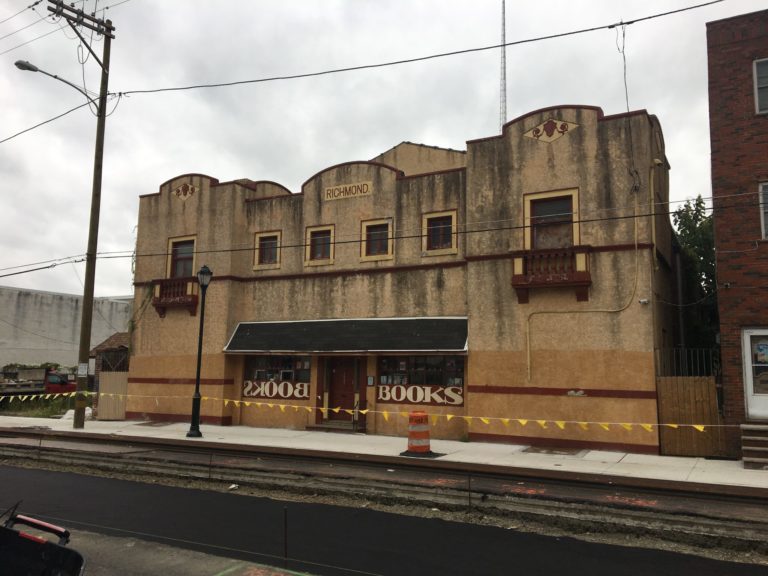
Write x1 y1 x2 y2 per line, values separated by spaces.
467 385 657 399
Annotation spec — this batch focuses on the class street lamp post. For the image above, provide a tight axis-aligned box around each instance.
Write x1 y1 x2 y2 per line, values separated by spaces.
14 21 112 430
187 265 213 438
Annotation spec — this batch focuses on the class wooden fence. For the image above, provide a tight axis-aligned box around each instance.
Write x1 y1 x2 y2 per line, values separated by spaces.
96 372 127 420
655 348 727 457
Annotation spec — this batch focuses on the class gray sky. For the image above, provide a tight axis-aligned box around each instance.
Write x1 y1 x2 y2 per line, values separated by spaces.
0 0 764 297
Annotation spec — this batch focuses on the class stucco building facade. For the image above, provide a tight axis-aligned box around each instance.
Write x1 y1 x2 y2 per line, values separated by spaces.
128 105 676 454
707 9 768 463
0 286 132 369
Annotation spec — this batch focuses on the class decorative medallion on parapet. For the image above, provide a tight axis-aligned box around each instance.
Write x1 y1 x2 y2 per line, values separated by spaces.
524 118 579 143
173 182 197 201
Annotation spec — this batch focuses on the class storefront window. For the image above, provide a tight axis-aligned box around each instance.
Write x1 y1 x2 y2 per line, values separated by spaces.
245 356 311 382
378 356 464 387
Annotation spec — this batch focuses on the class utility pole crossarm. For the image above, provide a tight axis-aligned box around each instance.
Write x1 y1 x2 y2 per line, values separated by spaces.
47 0 115 38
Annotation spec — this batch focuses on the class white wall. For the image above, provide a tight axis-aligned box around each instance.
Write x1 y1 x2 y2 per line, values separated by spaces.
0 286 132 369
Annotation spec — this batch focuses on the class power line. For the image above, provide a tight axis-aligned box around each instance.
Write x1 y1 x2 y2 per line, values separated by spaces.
0 23 58 55
1 1 723 145
0 12 46 41
0 99 107 144
118 1 723 97
2 189 756 279
0 1 43 26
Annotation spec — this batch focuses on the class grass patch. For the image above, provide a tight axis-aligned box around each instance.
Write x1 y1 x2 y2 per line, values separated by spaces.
0 395 84 418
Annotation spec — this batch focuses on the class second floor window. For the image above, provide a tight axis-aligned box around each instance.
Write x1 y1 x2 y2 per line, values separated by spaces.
258 235 279 265
170 240 194 277
426 215 453 250
366 223 389 256
756 59 768 114
531 196 573 249
310 229 332 260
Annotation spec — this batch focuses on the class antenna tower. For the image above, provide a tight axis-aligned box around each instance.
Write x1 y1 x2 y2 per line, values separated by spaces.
499 0 507 131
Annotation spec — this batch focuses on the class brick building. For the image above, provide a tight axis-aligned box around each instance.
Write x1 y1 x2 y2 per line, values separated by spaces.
707 9 768 463
128 105 678 454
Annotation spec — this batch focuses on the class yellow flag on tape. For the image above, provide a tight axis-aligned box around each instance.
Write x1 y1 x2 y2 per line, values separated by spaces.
431 416 439 426
383 411 390 421
319 407 328 415
255 403 263 409
305 406 313 413
344 409 354 415
578 422 589 430
517 419 528 426
446 414 454 422
693 425 706 432
620 423 633 431
359 409 369 415
224 400 231 407
641 424 654 432
463 416 473 424
501 418 510 427
244 402 251 407
400 411 409 419
332 407 341 414
536 420 548 429
20 396 28 402
598 422 610 431
555 421 566 430
279 404 286 412
666 424 678 429
267 403 274 409
480 417 490 425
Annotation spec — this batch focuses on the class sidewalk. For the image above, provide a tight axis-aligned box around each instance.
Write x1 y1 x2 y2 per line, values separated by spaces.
0 414 765 494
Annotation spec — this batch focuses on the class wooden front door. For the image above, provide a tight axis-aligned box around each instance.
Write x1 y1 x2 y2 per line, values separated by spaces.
328 358 356 421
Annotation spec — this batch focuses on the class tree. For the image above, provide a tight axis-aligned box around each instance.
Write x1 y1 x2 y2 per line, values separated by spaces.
673 195 718 348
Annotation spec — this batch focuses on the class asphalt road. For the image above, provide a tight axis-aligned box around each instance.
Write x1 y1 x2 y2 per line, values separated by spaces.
1 466 766 576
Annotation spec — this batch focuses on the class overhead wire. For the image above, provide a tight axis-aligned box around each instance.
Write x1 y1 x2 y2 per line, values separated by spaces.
0 0 43 26
117 1 724 97
0 188 758 281
2 1 724 142
0 101 92 144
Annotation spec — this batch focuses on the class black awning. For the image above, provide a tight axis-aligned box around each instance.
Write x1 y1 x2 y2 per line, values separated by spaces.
224 317 467 354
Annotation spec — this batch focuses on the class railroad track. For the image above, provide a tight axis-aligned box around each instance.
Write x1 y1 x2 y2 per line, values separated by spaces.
0 431 766 555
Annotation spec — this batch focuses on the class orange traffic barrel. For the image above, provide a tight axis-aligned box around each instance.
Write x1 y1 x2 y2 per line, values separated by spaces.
400 411 435 458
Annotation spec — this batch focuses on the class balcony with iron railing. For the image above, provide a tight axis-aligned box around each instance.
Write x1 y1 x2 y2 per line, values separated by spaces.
151 277 199 317
510 245 591 303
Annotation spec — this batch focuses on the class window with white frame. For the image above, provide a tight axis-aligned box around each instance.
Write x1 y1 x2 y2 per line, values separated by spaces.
756 59 768 114
761 182 768 240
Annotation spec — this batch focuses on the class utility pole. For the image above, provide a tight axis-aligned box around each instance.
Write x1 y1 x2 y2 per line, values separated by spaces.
46 0 116 429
